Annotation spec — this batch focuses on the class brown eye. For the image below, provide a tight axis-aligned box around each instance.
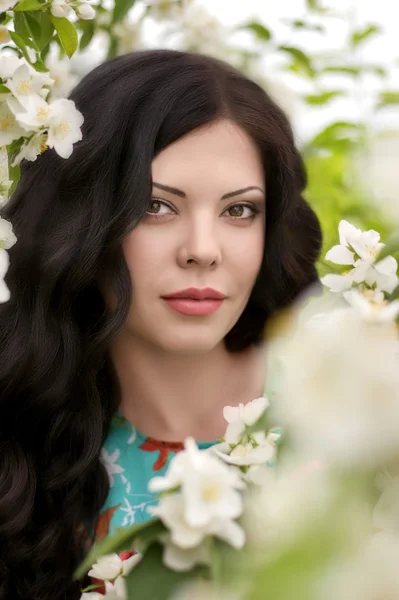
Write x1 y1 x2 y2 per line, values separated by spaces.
146 199 175 216
148 200 162 214
223 203 257 219
228 205 245 217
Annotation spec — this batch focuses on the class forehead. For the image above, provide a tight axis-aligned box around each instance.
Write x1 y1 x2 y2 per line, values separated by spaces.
151 119 264 187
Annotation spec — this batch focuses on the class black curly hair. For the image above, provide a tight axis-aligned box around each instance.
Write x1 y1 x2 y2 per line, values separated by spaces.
0 49 322 599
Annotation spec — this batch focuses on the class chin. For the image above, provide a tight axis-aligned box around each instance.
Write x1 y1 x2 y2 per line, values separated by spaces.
155 329 226 356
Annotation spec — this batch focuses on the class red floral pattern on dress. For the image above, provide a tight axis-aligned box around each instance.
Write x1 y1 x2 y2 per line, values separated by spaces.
95 505 120 541
139 437 185 471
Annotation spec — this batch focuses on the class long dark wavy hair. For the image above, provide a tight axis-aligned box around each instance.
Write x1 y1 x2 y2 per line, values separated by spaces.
0 49 322 599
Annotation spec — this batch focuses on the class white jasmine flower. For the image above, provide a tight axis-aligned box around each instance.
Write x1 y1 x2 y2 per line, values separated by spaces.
150 437 245 528
45 98 84 158
214 431 276 467
0 99 25 145
0 217 16 249
344 289 399 323
0 0 18 12
320 272 355 293
325 220 383 266
153 492 245 550
6 64 53 109
9 95 50 131
104 576 127 600
223 397 269 444
0 52 23 81
76 2 96 19
12 132 48 166
322 220 398 293
46 49 78 99
88 553 124 581
51 0 73 17
163 537 211 572
0 247 10 303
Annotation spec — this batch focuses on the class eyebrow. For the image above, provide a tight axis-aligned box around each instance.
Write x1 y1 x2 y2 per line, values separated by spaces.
152 182 265 200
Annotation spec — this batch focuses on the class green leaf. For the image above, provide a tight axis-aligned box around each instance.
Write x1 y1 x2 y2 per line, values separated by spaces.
239 21 272 41
9 30 32 62
0 84 9 93
50 16 78 58
351 24 380 46
79 19 95 51
377 91 399 109
279 45 315 77
34 12 54 51
304 90 343 105
322 65 360 76
13 12 31 46
288 19 324 32
14 0 43 11
74 518 163 580
308 121 363 153
112 0 136 24
126 543 207 600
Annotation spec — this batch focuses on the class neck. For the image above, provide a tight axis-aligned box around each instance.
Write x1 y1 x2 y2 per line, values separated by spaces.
109 331 266 442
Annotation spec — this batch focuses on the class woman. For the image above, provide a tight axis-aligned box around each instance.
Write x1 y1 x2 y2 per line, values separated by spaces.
0 49 322 600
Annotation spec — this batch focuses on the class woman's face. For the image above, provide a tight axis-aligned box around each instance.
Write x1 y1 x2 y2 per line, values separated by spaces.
122 119 266 355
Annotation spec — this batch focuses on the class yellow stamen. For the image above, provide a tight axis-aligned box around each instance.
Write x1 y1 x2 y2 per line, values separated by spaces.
17 79 32 95
202 483 221 503
0 114 14 131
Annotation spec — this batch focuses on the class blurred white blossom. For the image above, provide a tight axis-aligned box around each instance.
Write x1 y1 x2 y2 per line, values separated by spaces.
0 26 10 45
271 309 399 467
0 0 17 11
318 532 399 600
343 289 399 323
46 48 78 99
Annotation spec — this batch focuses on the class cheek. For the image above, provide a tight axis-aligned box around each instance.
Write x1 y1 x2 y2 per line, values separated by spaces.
227 228 264 288
122 229 172 291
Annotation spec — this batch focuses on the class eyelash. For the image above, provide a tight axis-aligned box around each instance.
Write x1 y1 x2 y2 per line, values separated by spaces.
146 198 260 220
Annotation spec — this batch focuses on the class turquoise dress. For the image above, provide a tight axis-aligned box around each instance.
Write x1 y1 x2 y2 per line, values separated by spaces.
95 412 218 539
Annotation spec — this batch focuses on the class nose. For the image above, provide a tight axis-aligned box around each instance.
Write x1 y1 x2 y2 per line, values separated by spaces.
177 216 222 269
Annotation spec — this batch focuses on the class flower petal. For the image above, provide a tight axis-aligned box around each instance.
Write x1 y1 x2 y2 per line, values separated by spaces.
338 220 361 247
210 519 246 549
325 245 355 265
375 255 398 277
320 273 353 292
163 540 211 572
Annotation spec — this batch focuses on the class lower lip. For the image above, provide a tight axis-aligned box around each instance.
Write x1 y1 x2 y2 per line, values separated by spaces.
163 298 224 316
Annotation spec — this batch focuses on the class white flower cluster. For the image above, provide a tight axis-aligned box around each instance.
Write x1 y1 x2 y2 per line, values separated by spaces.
211 396 279 484
81 398 274 597
321 220 399 324
0 216 16 302
50 0 96 20
81 552 141 600
0 50 84 165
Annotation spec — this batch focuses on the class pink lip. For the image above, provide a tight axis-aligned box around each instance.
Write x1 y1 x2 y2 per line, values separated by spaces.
162 288 225 316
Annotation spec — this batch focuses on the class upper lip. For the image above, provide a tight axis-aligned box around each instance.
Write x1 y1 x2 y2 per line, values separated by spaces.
162 288 225 300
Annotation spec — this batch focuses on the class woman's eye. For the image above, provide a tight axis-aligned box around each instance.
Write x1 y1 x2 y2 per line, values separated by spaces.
224 203 257 219
146 199 175 216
